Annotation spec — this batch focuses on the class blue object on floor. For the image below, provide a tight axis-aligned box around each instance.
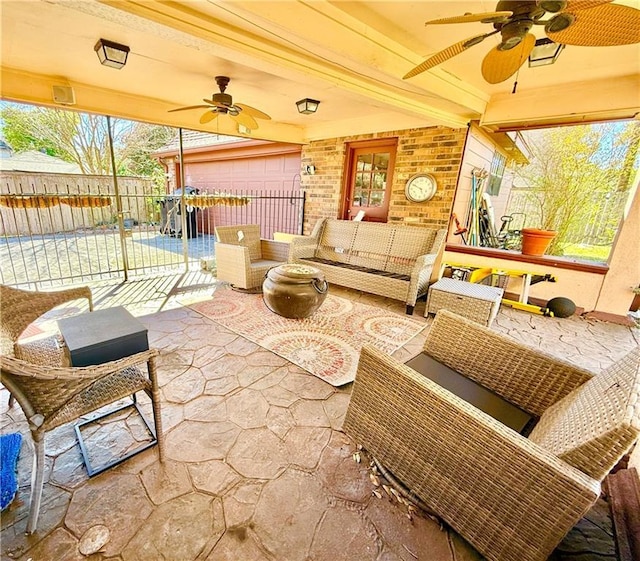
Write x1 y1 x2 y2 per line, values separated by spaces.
1 433 22 511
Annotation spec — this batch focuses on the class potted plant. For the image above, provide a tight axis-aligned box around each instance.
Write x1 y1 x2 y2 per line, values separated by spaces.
521 228 557 256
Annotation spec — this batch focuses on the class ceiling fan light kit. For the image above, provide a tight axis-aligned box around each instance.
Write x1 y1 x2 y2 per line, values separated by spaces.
528 37 565 66
94 38 130 69
403 0 640 85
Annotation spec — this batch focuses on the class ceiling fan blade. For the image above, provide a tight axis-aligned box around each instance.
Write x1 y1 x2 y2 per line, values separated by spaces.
168 105 211 113
403 34 490 79
481 33 536 84
426 11 512 25
199 111 219 125
563 0 612 12
235 103 271 121
202 98 230 110
547 3 640 46
233 111 259 130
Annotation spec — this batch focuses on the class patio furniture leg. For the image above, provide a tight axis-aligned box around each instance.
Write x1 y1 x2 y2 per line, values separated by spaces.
1 348 162 533
27 434 45 534
406 304 414 315
148 357 165 462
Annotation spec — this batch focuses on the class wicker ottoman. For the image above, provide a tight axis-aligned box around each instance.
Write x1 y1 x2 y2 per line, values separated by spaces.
426 278 503 327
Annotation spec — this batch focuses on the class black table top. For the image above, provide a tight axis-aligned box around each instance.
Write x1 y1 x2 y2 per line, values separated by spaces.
58 306 147 355
405 352 536 436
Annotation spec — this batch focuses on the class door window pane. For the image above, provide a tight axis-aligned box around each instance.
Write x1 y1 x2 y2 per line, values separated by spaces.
357 154 372 171
370 190 385 207
373 153 389 171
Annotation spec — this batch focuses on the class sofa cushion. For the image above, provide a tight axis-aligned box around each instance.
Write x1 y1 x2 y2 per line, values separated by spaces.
529 347 640 481
302 257 410 281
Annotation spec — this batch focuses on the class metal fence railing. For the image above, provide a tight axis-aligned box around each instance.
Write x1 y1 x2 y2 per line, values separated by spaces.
0 172 305 287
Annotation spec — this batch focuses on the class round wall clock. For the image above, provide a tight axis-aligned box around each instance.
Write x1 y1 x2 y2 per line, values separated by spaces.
405 173 437 203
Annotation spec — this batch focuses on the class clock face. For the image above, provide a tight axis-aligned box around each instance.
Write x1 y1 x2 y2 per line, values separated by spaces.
405 174 437 203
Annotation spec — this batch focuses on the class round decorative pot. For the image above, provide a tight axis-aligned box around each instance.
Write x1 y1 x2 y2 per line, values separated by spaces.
263 264 328 319
521 228 556 256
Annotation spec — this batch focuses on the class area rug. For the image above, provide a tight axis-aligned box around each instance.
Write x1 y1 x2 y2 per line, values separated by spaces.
0 433 22 511
189 291 426 386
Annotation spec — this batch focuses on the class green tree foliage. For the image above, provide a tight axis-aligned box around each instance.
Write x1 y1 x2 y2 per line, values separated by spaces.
512 121 639 256
0 102 173 183
111 117 174 191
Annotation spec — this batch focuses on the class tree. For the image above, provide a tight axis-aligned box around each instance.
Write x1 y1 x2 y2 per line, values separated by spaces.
114 118 174 189
0 102 173 181
511 121 639 256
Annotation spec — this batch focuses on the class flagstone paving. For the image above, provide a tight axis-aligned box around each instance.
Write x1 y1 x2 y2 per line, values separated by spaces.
1 274 638 560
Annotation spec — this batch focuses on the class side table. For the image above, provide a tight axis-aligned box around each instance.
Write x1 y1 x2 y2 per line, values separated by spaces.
58 306 148 366
58 306 156 476
426 278 503 327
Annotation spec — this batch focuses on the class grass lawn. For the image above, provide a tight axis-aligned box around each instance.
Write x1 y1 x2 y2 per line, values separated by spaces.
554 243 610 263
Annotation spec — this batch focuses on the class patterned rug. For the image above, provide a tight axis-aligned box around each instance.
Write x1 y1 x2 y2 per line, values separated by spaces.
188 290 426 386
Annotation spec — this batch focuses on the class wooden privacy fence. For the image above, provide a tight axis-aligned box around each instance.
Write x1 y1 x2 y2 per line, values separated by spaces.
0 172 155 236
0 172 305 287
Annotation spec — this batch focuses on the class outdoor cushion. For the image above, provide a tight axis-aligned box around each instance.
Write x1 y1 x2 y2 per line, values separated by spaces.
529 346 640 481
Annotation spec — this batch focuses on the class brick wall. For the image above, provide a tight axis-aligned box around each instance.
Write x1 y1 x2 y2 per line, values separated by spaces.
300 125 467 234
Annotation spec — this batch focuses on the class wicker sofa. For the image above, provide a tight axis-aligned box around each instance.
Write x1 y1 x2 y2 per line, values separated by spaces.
288 218 446 314
344 310 640 561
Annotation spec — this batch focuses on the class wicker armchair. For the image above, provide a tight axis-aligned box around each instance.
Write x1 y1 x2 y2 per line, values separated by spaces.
0 350 164 534
214 224 289 290
0 284 93 365
344 310 640 561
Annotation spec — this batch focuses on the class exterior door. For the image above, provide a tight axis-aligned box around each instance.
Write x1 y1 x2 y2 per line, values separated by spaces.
343 139 396 222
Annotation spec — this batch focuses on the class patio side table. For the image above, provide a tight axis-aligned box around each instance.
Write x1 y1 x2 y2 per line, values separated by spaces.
57 306 155 476
58 306 148 366
426 278 503 327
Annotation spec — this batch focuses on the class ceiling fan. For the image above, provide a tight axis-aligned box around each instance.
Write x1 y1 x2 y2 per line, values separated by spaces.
168 76 271 129
403 0 640 84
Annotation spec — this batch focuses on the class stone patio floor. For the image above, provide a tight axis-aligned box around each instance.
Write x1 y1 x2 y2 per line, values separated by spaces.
1 271 639 561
